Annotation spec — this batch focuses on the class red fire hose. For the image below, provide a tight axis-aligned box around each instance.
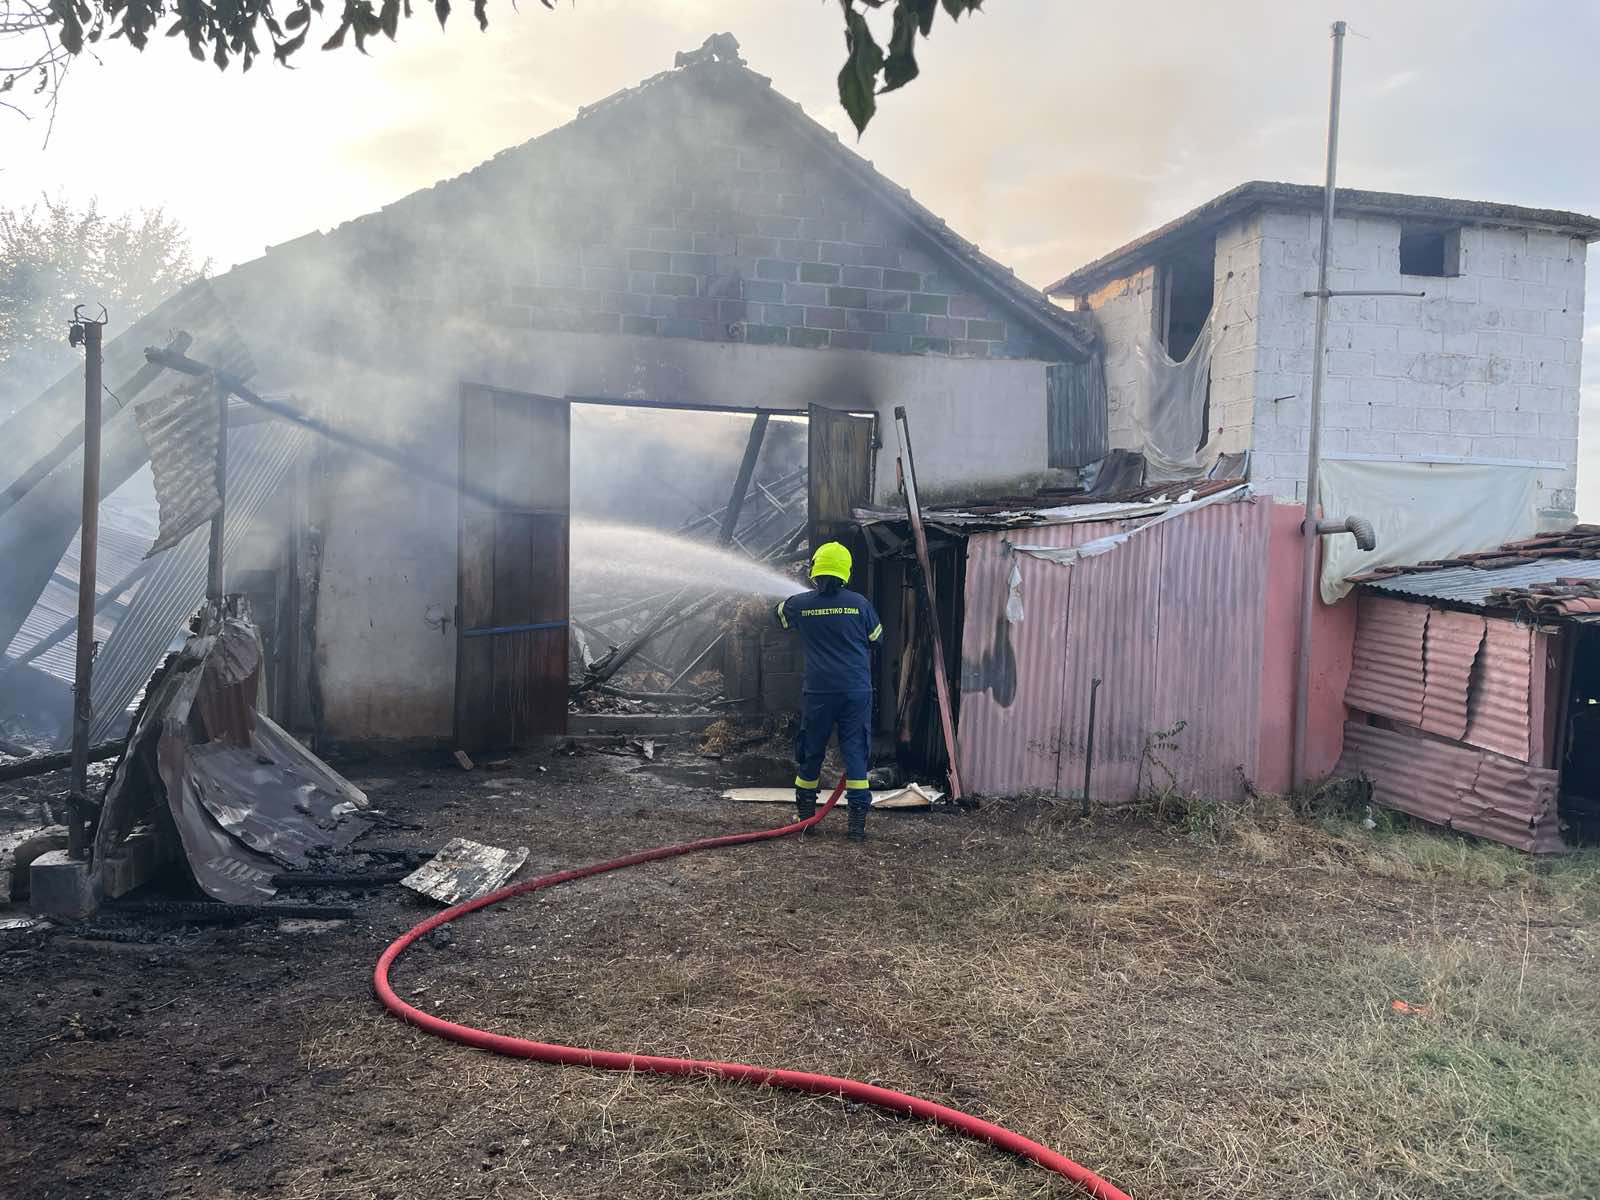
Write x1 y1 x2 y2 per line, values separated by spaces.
373 780 1132 1200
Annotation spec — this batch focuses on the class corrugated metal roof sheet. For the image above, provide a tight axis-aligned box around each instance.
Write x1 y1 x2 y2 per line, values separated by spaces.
1345 596 1427 725
1338 721 1562 852
137 380 223 555
83 419 305 744
3 521 152 684
1365 558 1600 607
858 479 1249 535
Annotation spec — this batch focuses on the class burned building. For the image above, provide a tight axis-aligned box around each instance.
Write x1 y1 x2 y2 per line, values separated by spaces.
1 43 1099 752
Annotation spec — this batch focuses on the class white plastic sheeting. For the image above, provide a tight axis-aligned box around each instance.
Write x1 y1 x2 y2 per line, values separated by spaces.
1008 485 1250 573
1318 459 1542 603
1134 309 1215 481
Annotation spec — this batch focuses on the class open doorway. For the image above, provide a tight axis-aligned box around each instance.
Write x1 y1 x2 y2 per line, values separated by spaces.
452 386 877 751
566 401 810 711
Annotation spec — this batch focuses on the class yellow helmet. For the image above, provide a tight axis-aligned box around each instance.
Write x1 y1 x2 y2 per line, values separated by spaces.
810 541 852 583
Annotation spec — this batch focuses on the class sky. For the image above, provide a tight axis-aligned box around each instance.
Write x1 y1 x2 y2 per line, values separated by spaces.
3 0 1598 509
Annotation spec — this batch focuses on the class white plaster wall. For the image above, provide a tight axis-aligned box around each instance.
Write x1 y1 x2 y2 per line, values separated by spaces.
210 265 1057 740
1252 211 1587 511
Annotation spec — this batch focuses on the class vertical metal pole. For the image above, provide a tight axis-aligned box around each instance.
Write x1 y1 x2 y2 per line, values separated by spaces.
894 406 963 803
66 317 104 860
206 379 228 604
1292 20 1347 790
1081 676 1101 817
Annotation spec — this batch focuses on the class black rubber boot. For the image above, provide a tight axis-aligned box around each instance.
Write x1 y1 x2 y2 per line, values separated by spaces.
847 800 869 842
794 789 817 822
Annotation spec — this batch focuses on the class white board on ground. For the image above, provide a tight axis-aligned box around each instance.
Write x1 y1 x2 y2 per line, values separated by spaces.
720 785 941 809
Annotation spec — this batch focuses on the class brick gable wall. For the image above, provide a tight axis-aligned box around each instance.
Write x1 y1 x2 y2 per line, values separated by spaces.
351 75 1061 362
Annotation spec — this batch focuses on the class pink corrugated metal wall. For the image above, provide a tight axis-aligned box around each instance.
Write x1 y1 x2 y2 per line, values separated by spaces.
956 530 1074 793
957 498 1272 803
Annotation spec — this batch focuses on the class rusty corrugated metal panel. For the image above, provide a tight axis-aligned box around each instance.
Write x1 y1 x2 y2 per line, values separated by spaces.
1337 721 1562 852
1462 618 1533 762
1420 608 1485 740
1465 755 1561 852
1345 596 1427 724
956 528 1072 794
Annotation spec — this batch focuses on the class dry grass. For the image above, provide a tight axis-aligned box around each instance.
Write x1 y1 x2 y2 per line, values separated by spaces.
264 798 1600 1200
9 756 1594 1200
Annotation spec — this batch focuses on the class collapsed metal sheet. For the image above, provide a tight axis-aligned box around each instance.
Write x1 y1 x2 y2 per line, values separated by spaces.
1337 721 1561 852
1345 596 1427 725
187 715 368 870
402 839 528 905
1420 609 1485 740
94 607 368 903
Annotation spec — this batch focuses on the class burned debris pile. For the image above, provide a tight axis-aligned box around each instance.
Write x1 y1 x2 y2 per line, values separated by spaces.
568 463 809 716
92 599 369 904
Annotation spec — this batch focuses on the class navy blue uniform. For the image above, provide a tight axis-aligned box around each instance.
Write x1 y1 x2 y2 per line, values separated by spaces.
775 587 881 796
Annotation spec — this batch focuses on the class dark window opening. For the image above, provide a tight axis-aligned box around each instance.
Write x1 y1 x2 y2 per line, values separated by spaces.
1156 243 1215 361
1399 225 1461 277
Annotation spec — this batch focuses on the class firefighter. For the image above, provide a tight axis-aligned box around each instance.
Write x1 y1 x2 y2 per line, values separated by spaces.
775 541 882 841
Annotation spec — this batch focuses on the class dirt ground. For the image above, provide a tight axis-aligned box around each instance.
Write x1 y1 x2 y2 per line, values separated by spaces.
2 737 1597 1200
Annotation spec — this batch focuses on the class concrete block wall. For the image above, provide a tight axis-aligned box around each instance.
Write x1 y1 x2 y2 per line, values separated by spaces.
354 81 1063 363
1251 211 1586 510
1208 218 1265 456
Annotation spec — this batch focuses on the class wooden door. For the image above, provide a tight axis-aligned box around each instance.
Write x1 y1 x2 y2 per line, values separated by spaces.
807 405 875 551
454 384 570 751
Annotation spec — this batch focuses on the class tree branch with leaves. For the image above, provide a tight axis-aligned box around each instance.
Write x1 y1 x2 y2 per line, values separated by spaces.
836 0 983 134
3 0 986 137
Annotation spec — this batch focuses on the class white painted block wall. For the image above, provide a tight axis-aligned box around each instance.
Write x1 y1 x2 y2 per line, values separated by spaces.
1251 211 1586 511
1085 210 1586 514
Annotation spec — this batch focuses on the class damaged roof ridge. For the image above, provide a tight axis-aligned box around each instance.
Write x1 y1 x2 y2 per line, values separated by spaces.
248 57 1093 359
